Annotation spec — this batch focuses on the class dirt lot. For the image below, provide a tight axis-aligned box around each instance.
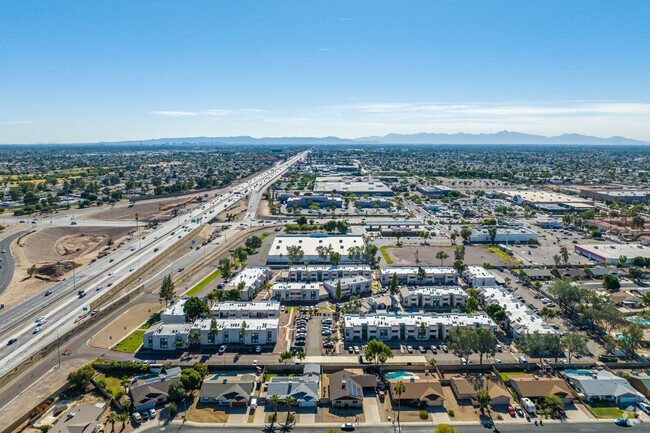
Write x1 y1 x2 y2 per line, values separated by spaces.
385 245 509 267
188 398 230 423
80 196 198 222
22 226 133 264
88 302 162 349
0 226 133 310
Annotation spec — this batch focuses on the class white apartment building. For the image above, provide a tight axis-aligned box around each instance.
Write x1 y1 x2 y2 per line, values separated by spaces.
142 317 279 350
380 267 458 286
344 312 496 342
463 266 497 287
322 276 372 298
400 286 468 309
225 267 272 301
288 265 372 282
480 286 557 340
160 299 188 324
272 282 323 302
211 301 281 319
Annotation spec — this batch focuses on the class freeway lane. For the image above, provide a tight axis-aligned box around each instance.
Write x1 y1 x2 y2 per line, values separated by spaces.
137 421 650 433
0 230 29 296
0 151 307 378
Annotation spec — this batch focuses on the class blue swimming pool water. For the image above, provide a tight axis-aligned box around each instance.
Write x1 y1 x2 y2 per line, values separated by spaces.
386 371 415 380
564 370 592 375
208 371 241 380
628 317 650 325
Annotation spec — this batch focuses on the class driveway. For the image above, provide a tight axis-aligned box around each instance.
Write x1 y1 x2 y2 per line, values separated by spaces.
363 395 381 423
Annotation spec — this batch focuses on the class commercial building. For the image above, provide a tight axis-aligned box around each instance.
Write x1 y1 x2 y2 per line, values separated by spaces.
225 267 272 301
380 267 458 286
287 265 372 282
322 276 372 298
579 189 650 204
463 266 497 287
358 198 390 208
496 190 593 207
267 234 366 264
480 286 557 340
344 312 496 342
400 286 468 309
469 226 538 244
211 301 281 319
574 244 650 265
416 185 451 198
285 195 343 209
271 282 323 302
142 317 279 350
313 179 393 196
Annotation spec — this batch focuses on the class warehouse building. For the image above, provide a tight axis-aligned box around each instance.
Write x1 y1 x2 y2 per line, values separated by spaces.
267 234 366 264
574 244 650 265
380 267 458 286
416 185 451 198
344 312 496 342
469 226 538 244
285 195 343 209
313 179 393 196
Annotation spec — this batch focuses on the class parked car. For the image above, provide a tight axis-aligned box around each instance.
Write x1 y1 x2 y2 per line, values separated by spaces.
507 406 516 417
615 418 631 427
430 345 437 354
406 345 414 354
132 413 142 423
419 346 427 354
441 344 448 353
341 423 355 431
149 409 156 419
219 345 227 354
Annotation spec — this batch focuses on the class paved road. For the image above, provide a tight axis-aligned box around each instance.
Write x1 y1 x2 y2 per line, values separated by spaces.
0 151 307 378
0 230 29 296
137 421 650 433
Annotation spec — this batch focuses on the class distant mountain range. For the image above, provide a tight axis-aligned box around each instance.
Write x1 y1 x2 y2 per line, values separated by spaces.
3 131 648 146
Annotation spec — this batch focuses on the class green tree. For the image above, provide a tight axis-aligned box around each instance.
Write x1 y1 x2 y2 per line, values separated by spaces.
329 251 341 266
279 351 293 365
474 328 496 364
27 264 37 278
476 388 491 409
560 332 589 364
269 394 280 417
485 304 507 323
517 332 546 362
619 323 644 358
547 277 582 311
183 297 210 321
335 280 342 300
245 235 263 250
284 396 297 425
435 424 459 433
67 365 95 389
390 272 399 294
106 412 118 432
539 306 556 319
180 368 203 390
168 380 186 400
448 326 477 360
453 259 467 275
159 274 175 307
543 394 564 414
364 339 394 366
460 228 472 242
465 296 479 314
487 226 497 243
628 267 645 281
219 257 233 280
435 250 449 266
286 245 304 264
602 274 621 292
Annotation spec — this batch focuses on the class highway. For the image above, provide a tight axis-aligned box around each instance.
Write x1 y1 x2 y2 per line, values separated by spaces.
0 230 29 296
0 151 307 378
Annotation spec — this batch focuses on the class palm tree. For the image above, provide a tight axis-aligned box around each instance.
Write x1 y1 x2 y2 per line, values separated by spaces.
106 412 118 432
393 381 405 423
118 412 129 430
120 376 130 395
269 394 280 418
284 396 297 425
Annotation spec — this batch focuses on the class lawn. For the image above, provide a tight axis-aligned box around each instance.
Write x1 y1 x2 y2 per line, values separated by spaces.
482 245 519 265
261 233 271 240
264 373 299 381
589 405 636 419
498 372 527 382
112 329 145 353
380 246 396 264
185 269 222 296
95 374 125 398
140 313 161 330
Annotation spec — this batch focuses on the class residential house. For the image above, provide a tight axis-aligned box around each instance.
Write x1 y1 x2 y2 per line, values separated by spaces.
449 375 511 406
565 370 642 404
199 373 257 407
628 376 650 398
266 364 320 407
50 404 104 433
329 370 378 408
388 376 445 407
509 375 573 404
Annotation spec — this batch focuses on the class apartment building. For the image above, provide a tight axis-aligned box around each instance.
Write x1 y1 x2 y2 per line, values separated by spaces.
211 301 281 319
224 267 272 301
463 266 497 287
271 282 323 302
380 267 458 286
400 286 468 309
288 265 372 282
322 276 372 298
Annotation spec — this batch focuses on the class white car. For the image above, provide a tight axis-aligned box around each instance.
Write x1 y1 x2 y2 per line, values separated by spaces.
219 345 227 354
33 327 42 334
37 319 47 326
107 272 113 276
35 316 45 323
96 286 103 291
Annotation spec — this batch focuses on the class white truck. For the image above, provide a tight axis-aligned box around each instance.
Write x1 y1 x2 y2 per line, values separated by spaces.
521 397 536 413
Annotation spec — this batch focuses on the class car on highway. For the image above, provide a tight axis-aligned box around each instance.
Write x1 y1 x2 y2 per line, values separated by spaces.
44 290 52 296
107 283 113 287
109 258 114 262
35 316 45 323
1 249 5 253
33 327 42 334
96 286 103 291
615 418 631 427
37 318 46 326
107 272 113 276
7 338 17 345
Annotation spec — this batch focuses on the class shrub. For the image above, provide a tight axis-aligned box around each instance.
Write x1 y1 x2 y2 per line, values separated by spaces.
267 413 277 422
113 388 125 400
96 378 107 389
419 410 428 420
168 402 177 416
495 414 503 420
447 409 455 417
39 426 52 433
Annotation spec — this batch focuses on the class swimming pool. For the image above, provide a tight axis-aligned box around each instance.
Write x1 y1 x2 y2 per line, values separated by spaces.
564 370 592 375
628 317 650 325
386 371 416 380
208 371 242 380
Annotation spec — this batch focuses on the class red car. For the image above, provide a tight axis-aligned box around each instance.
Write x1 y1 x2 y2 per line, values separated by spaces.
507 406 516 417
107 283 113 287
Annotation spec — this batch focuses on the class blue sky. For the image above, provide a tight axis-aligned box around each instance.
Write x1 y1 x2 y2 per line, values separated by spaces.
1 0 650 143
